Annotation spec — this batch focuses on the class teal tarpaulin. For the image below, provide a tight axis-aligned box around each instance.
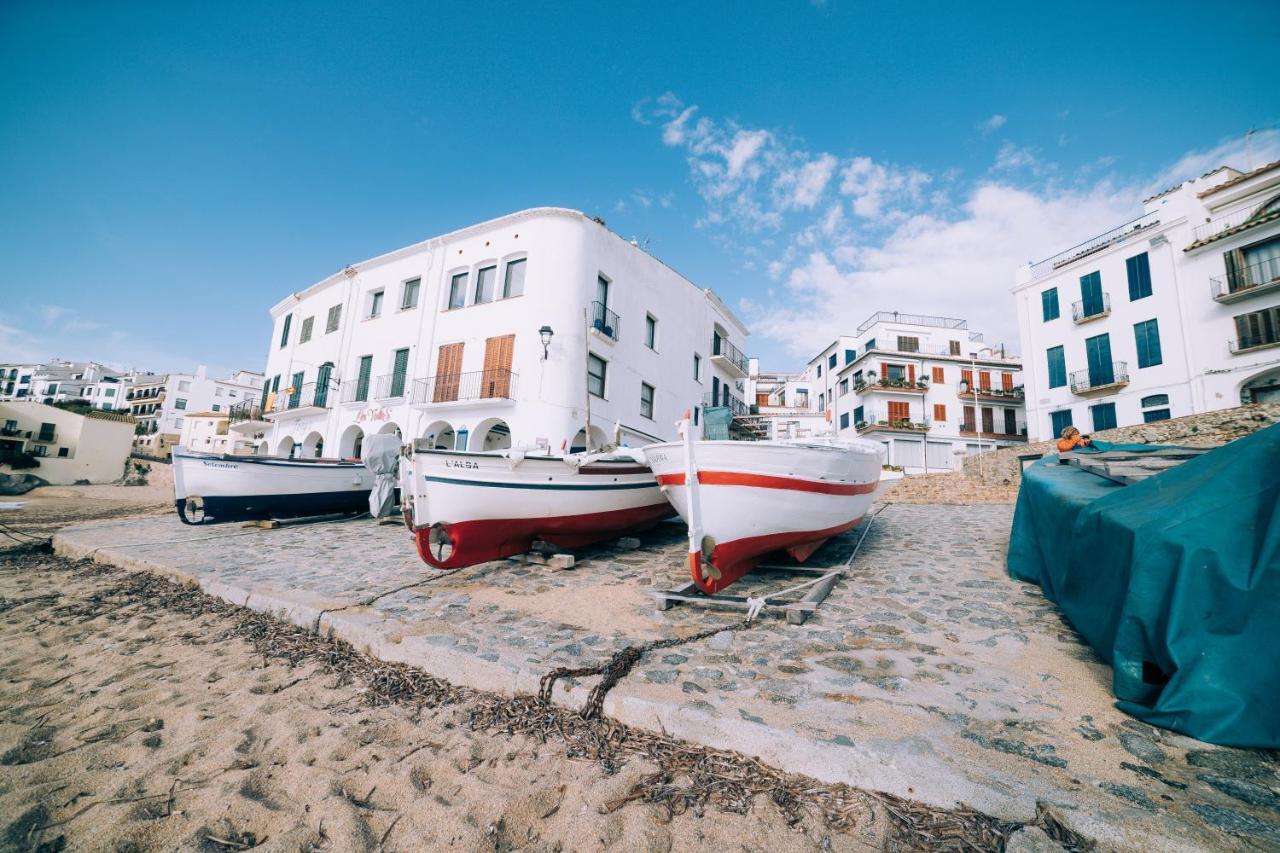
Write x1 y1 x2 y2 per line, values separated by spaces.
1007 424 1280 748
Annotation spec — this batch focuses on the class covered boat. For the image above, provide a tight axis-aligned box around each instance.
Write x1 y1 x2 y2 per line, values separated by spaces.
404 441 676 570
642 410 886 593
172 447 375 524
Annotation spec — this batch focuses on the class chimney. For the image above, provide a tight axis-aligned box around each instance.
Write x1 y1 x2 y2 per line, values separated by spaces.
196 364 207 380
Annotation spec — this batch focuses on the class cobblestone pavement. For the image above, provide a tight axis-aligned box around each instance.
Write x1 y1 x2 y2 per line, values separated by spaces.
53 507 1280 852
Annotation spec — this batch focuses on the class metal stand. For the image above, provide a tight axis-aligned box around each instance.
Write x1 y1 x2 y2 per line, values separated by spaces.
652 564 843 625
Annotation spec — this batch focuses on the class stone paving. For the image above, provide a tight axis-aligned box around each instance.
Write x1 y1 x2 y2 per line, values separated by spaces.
53 506 1280 852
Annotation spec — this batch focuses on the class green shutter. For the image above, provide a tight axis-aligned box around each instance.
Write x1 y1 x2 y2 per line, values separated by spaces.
391 349 409 398
356 356 372 402
315 363 332 408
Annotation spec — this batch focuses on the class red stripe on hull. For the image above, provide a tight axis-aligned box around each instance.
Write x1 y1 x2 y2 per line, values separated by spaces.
691 516 864 594
414 502 676 570
655 470 876 496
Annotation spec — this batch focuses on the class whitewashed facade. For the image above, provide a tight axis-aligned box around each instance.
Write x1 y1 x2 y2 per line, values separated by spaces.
1014 160 1280 440
245 208 749 459
132 366 264 457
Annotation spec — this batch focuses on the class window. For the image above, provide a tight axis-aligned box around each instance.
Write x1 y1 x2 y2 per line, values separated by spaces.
368 289 384 318
1050 409 1073 437
839 378 849 396
1090 402 1117 432
853 405 864 425
931 366 944 383
960 368 973 386
979 371 991 390
1126 252 1153 301
105 387 115 397
1042 288 1060 322
326 304 342 333
818 392 825 410
693 353 701 381
1232 307 1280 352
503 259 526 298
897 336 919 352
865 338 876 351
845 349 855 364
588 354 607 398
887 401 910 423
355 355 373 402
474 266 497 304
401 278 420 310
280 314 292 348
949 340 961 356
102 403 112 410
933 403 947 421
828 353 837 369
448 273 467 309
390 348 410 398
640 382 655 419
57 447 68 457
299 316 314 343
1004 409 1017 435
212 404 220 412
981 407 995 433
1134 319 1162 368
175 398 187 410
840 412 850 429
215 387 224 396
817 364 822 378
596 275 610 307
1046 346 1066 389
1002 373 1014 391
1141 394 1169 407
1141 394 1171 423
645 315 657 349
1079 271 1105 317
178 380 191 392
885 364 905 382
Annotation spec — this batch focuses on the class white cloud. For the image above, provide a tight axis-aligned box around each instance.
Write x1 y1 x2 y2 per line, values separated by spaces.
839 157 931 218
979 114 1007 134
1144 128 1280 198
993 142 1040 172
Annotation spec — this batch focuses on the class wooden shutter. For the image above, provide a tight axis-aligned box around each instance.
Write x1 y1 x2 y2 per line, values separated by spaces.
981 407 995 433
1004 408 1017 435
482 335 515 398
933 403 946 422
1001 372 1013 391
962 405 976 431
434 343 464 403
979 371 991 390
960 368 973 386
931 366 944 383
907 364 916 382
887 401 909 423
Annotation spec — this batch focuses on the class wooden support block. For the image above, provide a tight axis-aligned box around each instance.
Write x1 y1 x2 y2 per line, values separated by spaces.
548 554 575 571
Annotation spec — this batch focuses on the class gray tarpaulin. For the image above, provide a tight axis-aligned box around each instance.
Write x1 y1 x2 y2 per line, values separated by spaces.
362 433 402 518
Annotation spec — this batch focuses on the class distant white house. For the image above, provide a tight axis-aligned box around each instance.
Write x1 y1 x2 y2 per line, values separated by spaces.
1014 159 1280 440
0 400 135 484
243 207 750 459
131 366 264 458
178 411 256 456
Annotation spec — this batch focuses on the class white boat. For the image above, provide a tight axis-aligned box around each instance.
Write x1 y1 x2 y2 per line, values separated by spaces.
640 411 886 593
404 442 675 569
172 447 375 524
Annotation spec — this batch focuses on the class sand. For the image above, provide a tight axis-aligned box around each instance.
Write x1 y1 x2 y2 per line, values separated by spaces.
0 552 907 852
1 463 173 550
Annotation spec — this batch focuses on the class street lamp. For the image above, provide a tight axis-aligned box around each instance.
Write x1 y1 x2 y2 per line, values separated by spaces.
539 325 554 360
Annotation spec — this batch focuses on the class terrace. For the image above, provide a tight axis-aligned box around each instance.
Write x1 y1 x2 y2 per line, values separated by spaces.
855 409 930 433
1029 210 1162 279
954 383 1025 403
710 334 749 377
410 368 519 407
266 382 334 418
1210 256 1280 303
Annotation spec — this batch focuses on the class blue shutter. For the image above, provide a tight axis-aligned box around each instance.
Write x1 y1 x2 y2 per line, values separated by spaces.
1134 320 1162 368
1050 409 1073 437
1046 346 1066 389
1085 334 1113 386
1041 288 1060 322
854 405 864 425
1126 253 1152 301
1080 272 1103 316
1090 402 1117 431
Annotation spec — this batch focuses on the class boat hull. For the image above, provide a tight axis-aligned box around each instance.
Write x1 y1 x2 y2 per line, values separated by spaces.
172 448 375 524
407 448 675 570
643 439 884 593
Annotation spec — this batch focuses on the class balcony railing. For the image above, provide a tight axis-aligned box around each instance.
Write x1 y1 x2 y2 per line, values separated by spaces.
854 378 929 394
33 430 57 443
591 301 620 341
855 410 930 432
702 393 748 417
864 342 957 357
228 400 267 425
373 373 410 401
1030 210 1161 279
955 383 1025 401
1229 330 1280 355
1191 204 1280 246
269 382 333 414
960 425 1028 442
1072 293 1111 323
856 311 967 334
1211 257 1280 302
1 426 22 437
1069 362 1129 394
710 336 749 375
411 369 518 405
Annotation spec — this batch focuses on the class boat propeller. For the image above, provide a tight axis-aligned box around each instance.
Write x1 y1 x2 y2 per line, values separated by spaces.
184 497 207 525
428 523 453 562
700 535 721 582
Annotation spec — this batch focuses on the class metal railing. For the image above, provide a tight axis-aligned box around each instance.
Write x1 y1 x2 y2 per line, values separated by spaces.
0 426 20 437
410 369 518 405
1210 256 1280 300
863 341 957 357
1230 330 1280 354
1030 210 1161 278
591 301 620 341
702 393 747 417
33 430 57 443
955 383 1025 401
1069 361 1129 393
710 335 749 374
373 373 410 400
269 382 333 413
1192 204 1280 245
227 401 266 424
855 409 930 431
856 311 967 334
1072 293 1111 322
854 377 929 393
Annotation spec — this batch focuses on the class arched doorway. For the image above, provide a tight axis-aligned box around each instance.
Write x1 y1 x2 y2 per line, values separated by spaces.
276 436 296 458
470 418 512 451
1241 367 1280 404
339 424 364 460
256 441 270 456
302 431 325 458
377 421 403 439
570 425 608 453
422 420 456 450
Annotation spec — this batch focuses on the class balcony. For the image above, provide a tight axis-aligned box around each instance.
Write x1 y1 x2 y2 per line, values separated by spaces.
1211 257 1280 303
1072 293 1111 324
702 393 748 417
410 369 518 407
591 301 620 342
0 426 20 437
1229 330 1280 355
266 382 334 419
854 377 928 395
955 383 1025 403
960 425 1028 442
1070 362 1129 395
373 373 411 401
1189 205 1280 250
227 400 270 433
710 335 749 378
33 430 57 444
855 410 930 434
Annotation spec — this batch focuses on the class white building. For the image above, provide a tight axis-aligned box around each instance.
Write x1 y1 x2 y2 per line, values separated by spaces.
0 359 127 406
131 366 264 457
178 412 256 456
0 364 40 400
803 312 1025 472
242 208 750 459
0 400 136 484
741 362 827 440
1014 159 1280 440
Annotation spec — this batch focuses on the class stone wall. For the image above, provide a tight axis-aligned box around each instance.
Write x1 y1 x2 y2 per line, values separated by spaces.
886 402 1280 505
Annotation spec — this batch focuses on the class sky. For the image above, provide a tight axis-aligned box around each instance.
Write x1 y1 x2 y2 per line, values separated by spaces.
2 1 1278 376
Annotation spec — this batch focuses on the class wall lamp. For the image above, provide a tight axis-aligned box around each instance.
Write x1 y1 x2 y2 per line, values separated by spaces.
539 325 554 360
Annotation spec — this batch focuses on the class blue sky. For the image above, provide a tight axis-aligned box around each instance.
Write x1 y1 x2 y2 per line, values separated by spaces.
2 1 1277 374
